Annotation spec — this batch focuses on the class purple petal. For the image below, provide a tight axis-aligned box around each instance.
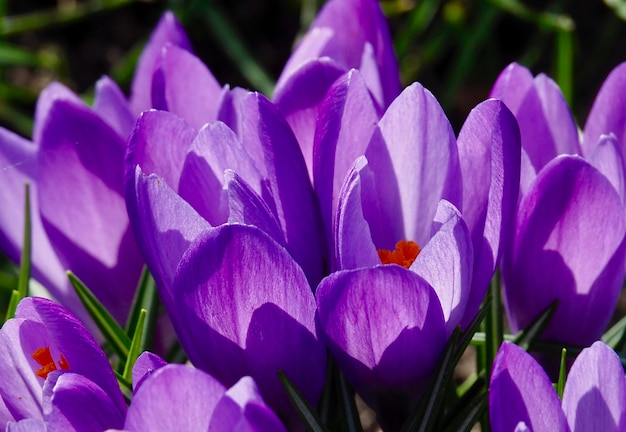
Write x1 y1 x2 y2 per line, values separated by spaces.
93 76 134 138
126 167 210 314
273 58 345 179
239 92 325 285
6 419 46 432
209 377 287 432
334 157 380 270
583 62 626 157
33 82 83 145
277 0 400 109
125 365 225 431
489 342 566 431
562 341 626 431
456 99 521 327
44 372 125 432
37 99 143 322
313 70 379 247
365 82 460 249
502 155 626 345
151 45 225 130
132 351 167 393
587 134 626 205
130 11 192 114
172 224 326 423
126 109 197 192
316 265 446 408
489 63 535 111
410 200 473 334
178 121 264 226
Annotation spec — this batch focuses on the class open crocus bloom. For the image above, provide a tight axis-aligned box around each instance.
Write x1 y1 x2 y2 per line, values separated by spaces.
490 341 626 432
502 155 626 346
316 81 521 427
0 12 190 325
124 359 286 432
0 297 125 431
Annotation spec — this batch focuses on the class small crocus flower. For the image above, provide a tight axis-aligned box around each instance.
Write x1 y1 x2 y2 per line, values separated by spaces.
0 12 190 325
501 155 626 346
0 297 125 431
124 362 286 432
490 341 626 431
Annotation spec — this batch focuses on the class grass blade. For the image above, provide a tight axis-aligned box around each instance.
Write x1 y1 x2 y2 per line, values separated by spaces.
278 370 330 432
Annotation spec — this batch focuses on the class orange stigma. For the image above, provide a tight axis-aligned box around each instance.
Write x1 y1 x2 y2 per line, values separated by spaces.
32 347 70 379
378 240 421 269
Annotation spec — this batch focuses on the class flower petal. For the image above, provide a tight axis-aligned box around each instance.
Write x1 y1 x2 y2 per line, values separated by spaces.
37 99 143 322
132 351 167 393
587 134 626 205
489 342 566 432
410 200 473 334
172 224 326 423
562 341 626 432
130 11 192 114
125 365 225 431
151 45 226 130
456 99 521 327
502 156 626 345
583 62 626 157
93 76 134 138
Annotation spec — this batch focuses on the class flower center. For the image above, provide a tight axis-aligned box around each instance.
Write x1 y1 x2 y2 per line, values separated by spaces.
32 346 70 379
377 240 421 268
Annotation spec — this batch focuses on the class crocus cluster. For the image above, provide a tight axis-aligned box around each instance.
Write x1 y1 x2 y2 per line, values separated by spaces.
1 0 626 430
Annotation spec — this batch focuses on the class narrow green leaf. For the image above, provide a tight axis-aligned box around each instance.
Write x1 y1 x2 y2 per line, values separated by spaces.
123 309 147 383
114 369 133 402
68 271 130 359
454 296 492 365
442 388 487 432
5 183 32 322
125 267 158 353
278 370 330 432
556 347 567 399
602 314 626 348
513 300 559 351
401 328 461 432
555 30 574 106
337 367 363 432
487 0 574 31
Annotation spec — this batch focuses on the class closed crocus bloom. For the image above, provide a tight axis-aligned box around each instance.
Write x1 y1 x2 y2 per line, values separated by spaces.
124 364 286 432
0 297 126 431
490 341 626 432
490 62 626 200
502 155 626 346
0 12 190 325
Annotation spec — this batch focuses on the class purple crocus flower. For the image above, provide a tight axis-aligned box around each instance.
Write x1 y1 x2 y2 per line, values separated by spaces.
124 359 286 431
125 170 326 428
316 82 520 427
0 12 190 325
490 341 626 431
0 297 125 431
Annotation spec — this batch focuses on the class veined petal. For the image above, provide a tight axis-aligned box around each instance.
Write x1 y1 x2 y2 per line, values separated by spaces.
132 352 167 393
562 342 626 432
334 157 380 271
125 365 225 431
489 342 566 432
365 82 460 249
172 224 326 423
239 92 325 285
130 11 192 114
314 70 379 247
273 57 345 178
502 156 626 345
276 0 400 109
37 99 143 322
44 372 125 432
209 377 287 432
316 265 446 407
151 45 225 130
456 99 521 327
410 200 473 334
583 62 626 157
6 419 46 432
93 76 134 138
126 167 210 313
587 134 626 205
125 109 197 193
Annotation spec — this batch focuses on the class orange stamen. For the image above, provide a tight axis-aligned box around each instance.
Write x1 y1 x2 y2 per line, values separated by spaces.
32 346 70 379
377 240 421 269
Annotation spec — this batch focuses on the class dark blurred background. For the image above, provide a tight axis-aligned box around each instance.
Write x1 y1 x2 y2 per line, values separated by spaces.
1 0 625 135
